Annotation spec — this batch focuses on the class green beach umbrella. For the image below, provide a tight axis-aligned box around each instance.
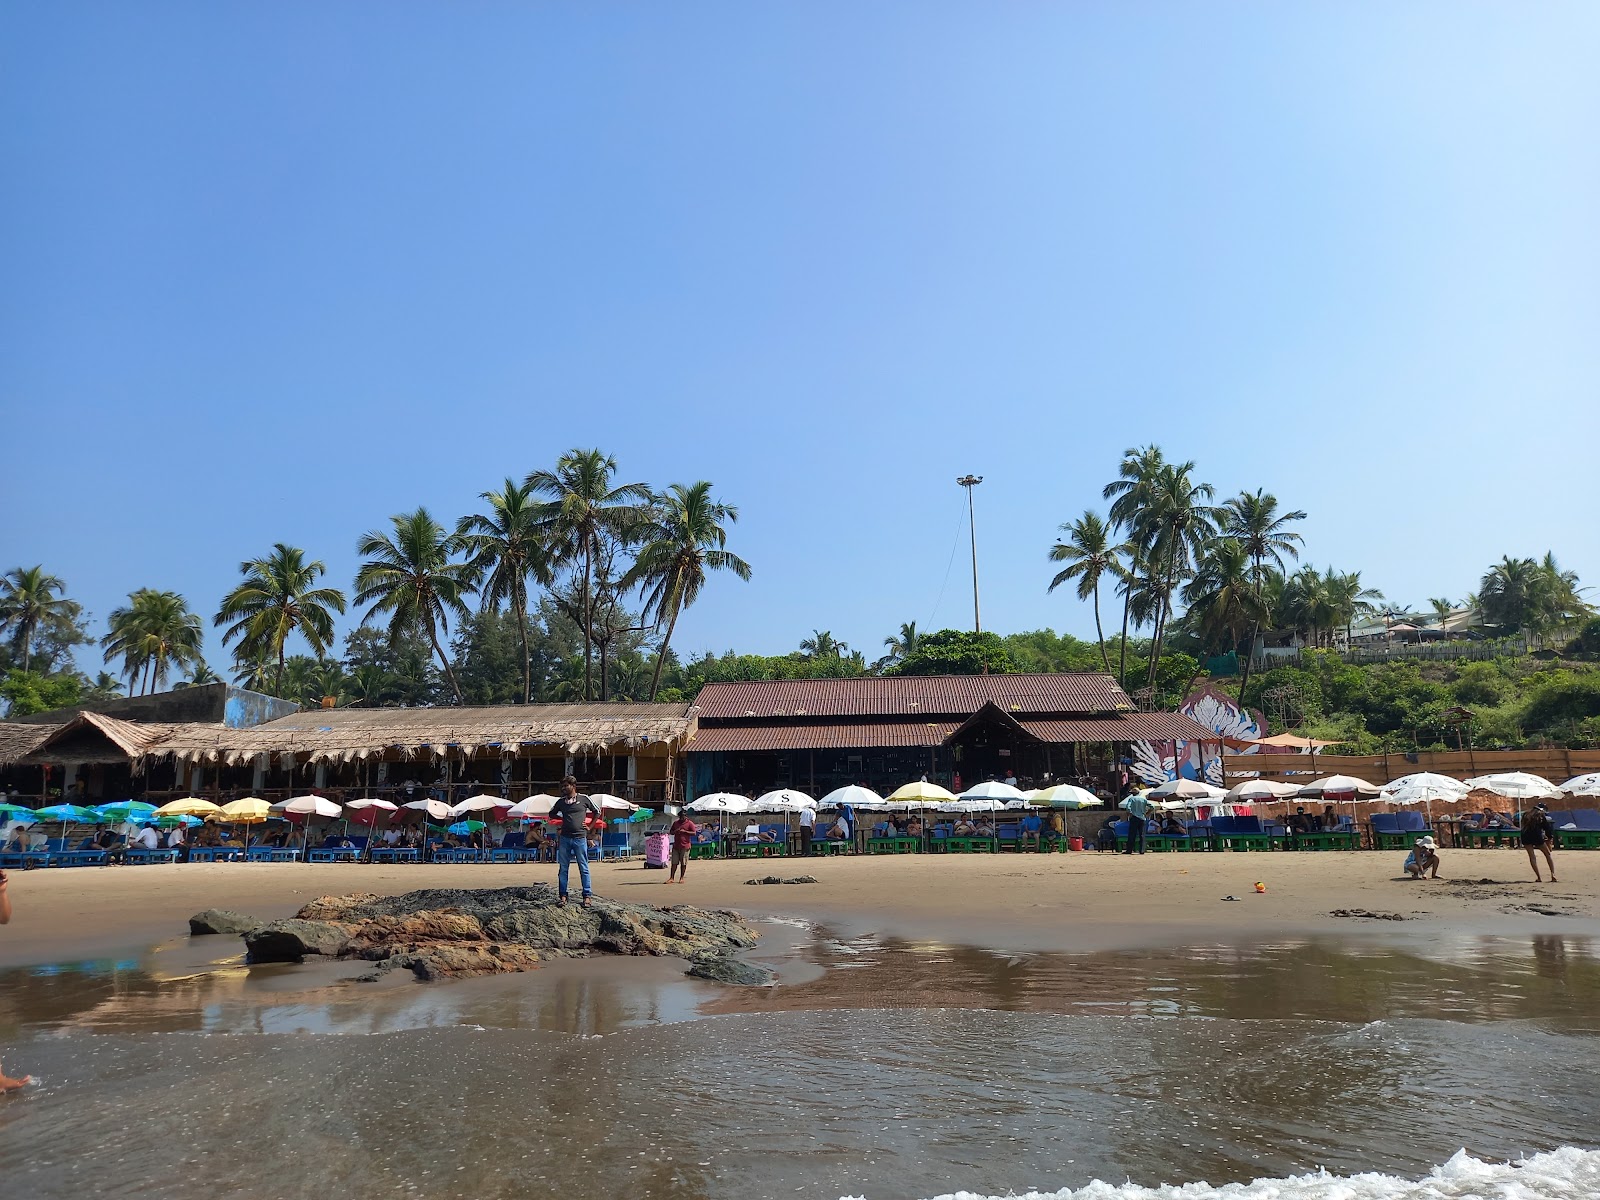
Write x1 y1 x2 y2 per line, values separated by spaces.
0 802 34 820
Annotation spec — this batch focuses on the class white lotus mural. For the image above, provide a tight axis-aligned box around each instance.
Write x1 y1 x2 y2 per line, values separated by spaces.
1129 685 1263 786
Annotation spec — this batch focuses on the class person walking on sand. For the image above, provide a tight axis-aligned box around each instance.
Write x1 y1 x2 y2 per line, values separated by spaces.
1521 803 1558 883
0 871 34 1092
668 810 698 884
549 776 600 907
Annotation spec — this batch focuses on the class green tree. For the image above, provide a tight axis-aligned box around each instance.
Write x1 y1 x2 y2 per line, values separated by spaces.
624 481 751 700
1181 538 1266 682
455 479 552 704
881 621 923 669
0 566 74 674
0 669 81 718
1221 489 1305 699
214 543 347 697
1428 597 1456 629
1133 460 1219 688
1102 446 1165 680
527 449 650 701
354 508 476 703
889 629 1016 676
1047 510 1118 672
100 589 204 695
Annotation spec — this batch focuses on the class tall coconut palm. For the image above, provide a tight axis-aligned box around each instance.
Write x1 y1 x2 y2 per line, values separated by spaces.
882 621 922 666
1331 570 1385 646
0 566 73 673
1428 597 1456 630
456 479 553 704
526 449 651 701
214 544 347 697
353 508 476 703
1047 511 1119 673
1102 445 1167 531
1135 461 1219 687
1182 539 1266 666
1479 556 1538 635
1221 489 1306 699
623 481 751 700
800 630 846 659
100 589 204 695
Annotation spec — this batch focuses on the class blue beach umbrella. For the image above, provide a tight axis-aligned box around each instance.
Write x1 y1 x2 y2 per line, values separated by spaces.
0 802 35 820
98 801 158 820
34 804 100 824
447 820 486 836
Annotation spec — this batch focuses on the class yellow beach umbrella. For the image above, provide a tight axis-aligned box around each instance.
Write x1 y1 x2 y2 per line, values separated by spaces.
886 781 958 809
155 797 223 817
215 798 271 823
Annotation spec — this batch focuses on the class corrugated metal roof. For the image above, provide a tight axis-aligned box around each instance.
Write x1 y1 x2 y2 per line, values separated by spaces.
689 723 958 753
692 674 1131 720
1019 713 1220 743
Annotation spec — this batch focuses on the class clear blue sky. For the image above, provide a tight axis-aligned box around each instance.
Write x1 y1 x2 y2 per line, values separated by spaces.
3 3 1597 675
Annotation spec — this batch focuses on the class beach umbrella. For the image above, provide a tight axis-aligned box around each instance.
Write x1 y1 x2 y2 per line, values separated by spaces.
685 794 752 814
34 803 100 824
450 794 510 818
155 797 223 818
447 820 486 835
819 785 887 811
1295 775 1381 799
277 795 343 855
0 802 34 820
886 781 958 809
590 793 638 812
940 798 1003 813
1028 784 1103 810
1463 772 1563 801
1560 773 1600 798
1380 773 1471 821
1223 780 1302 803
212 797 272 855
1148 778 1227 802
958 781 1028 802
402 797 456 821
751 789 815 812
507 795 556 820
97 800 158 821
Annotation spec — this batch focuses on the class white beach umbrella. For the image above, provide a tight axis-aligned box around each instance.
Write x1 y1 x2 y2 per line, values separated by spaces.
939 798 1004 813
819 785 886 811
506 795 556 819
277 795 343 818
1463 772 1564 801
685 793 752 815
401 797 455 821
1294 775 1381 799
450 794 510 818
1148 778 1227 801
589 793 638 813
958 780 1028 802
1028 784 1103 810
1223 780 1303 803
1560 773 1600 798
751 788 816 812
346 798 399 812
1380 773 1471 807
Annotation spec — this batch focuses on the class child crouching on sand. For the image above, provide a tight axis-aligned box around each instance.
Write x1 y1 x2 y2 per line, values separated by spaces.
1403 836 1441 880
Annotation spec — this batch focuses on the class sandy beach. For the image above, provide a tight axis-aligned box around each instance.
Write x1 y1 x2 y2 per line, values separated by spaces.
2 847 1593 968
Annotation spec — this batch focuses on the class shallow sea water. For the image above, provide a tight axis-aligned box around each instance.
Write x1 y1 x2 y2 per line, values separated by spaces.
0 921 1596 1199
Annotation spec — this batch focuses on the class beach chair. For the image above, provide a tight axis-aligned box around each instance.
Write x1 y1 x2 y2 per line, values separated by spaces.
371 845 421 863
125 848 181 865
599 830 633 860
187 846 244 863
1371 812 1433 851
995 824 1021 852
1556 809 1600 850
1209 815 1273 852
245 846 301 863
928 825 951 853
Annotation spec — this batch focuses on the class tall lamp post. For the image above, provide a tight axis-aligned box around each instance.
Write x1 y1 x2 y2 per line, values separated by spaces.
957 475 983 633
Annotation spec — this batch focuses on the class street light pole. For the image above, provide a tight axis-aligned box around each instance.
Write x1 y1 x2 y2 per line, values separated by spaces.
957 475 983 633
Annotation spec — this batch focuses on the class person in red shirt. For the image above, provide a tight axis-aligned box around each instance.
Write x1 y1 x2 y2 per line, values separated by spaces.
668 811 698 884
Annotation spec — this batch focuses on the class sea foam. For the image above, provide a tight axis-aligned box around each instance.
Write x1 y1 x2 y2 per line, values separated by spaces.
842 1147 1600 1200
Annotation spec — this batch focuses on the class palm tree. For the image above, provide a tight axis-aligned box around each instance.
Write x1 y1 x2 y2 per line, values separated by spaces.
1428 597 1456 630
1182 539 1266 667
1102 445 1166 531
623 481 751 700
456 479 553 704
526 449 651 701
346 663 393 708
882 621 923 666
353 508 476 702
231 648 275 692
178 662 221 687
0 566 73 673
1135 461 1219 687
1221 489 1306 698
214 544 347 697
1479 556 1538 636
800 630 846 659
1047 511 1119 672
100 589 204 695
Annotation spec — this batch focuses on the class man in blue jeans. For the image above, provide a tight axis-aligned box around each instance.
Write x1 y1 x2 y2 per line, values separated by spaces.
1123 791 1151 855
549 775 600 906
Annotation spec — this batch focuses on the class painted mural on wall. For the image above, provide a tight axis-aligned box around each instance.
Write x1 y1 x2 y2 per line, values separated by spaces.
1129 684 1264 786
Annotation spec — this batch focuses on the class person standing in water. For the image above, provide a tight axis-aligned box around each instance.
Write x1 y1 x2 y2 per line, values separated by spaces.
0 871 32 1092
1521 803 1558 883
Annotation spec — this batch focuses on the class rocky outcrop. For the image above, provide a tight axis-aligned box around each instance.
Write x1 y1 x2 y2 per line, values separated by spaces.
188 909 265 937
209 885 761 982
744 875 819 885
686 957 775 986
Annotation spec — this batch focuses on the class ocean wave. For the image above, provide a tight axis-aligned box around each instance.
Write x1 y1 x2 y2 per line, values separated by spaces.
842 1147 1600 1200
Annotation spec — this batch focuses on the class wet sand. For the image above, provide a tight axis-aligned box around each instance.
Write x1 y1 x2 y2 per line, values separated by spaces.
1 846 1593 968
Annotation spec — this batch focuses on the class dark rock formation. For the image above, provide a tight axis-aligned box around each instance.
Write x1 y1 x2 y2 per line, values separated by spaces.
745 875 819 885
686 957 775 986
188 909 264 937
209 885 761 981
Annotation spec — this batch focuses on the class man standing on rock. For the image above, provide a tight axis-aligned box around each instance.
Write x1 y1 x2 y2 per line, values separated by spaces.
668 809 698 884
550 776 600 907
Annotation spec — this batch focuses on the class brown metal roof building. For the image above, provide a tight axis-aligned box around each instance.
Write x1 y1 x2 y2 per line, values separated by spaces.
685 675 1217 798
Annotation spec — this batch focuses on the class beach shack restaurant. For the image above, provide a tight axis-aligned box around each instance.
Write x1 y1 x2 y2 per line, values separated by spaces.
684 675 1218 798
